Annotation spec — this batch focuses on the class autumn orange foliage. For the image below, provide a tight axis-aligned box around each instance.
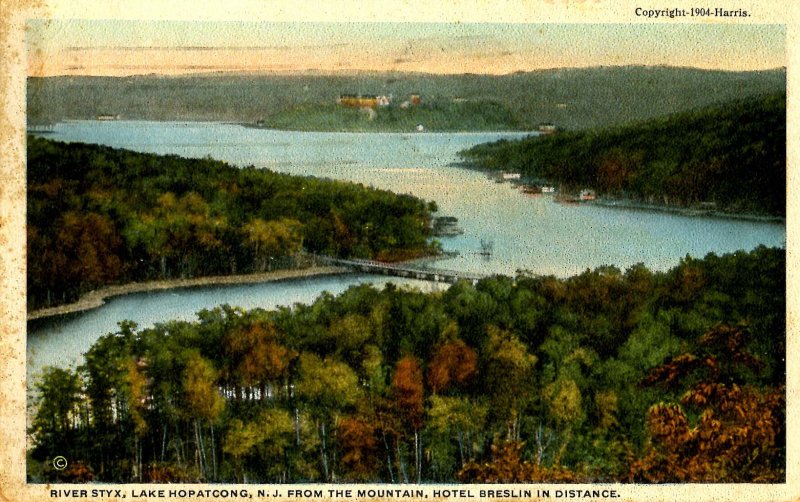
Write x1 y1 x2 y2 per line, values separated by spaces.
337 417 380 481
457 441 579 483
391 357 425 430
427 340 478 394
630 323 784 482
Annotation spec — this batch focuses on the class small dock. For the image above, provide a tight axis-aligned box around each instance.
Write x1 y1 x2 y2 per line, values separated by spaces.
27 121 56 133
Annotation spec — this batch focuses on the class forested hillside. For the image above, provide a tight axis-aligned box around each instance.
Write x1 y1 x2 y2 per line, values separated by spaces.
27 137 437 310
29 247 785 483
262 100 523 132
28 66 785 131
461 92 786 216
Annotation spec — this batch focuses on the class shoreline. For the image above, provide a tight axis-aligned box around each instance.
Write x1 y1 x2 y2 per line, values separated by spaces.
584 198 785 223
35 121 536 136
453 162 785 224
27 266 351 322
237 122 535 134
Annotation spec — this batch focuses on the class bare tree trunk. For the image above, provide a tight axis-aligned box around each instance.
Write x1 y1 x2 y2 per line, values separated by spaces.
161 426 167 462
319 421 329 481
381 430 395 483
210 422 217 481
414 430 421 483
294 408 301 446
397 440 408 483
331 428 338 482
173 426 185 468
134 437 140 482
194 419 206 478
457 430 465 468
139 439 143 482
535 424 554 465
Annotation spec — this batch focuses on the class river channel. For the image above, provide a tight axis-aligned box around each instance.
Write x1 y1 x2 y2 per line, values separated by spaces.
27 121 786 385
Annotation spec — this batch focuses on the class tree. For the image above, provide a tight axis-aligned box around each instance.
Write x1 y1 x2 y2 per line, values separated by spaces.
222 419 261 482
126 192 227 278
29 367 85 470
54 211 124 294
80 322 137 480
542 378 584 464
630 324 785 482
223 409 294 482
182 351 225 480
337 416 380 481
457 440 578 483
390 357 425 482
295 353 361 481
427 339 478 394
243 217 303 271
222 320 296 401
125 359 149 481
426 395 488 477
482 326 537 440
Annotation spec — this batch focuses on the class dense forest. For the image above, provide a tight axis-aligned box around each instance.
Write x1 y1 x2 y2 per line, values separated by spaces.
29 246 785 483
28 66 785 131
27 137 437 310
460 92 786 216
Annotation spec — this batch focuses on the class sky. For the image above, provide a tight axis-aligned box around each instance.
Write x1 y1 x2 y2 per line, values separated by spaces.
26 21 786 76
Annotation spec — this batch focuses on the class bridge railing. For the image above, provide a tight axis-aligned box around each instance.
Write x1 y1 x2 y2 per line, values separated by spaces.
309 254 487 281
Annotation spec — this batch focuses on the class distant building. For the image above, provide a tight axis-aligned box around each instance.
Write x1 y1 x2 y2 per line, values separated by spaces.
338 94 391 108
538 123 557 135
27 121 55 133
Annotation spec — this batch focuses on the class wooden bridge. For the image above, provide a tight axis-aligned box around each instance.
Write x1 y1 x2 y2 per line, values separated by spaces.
318 256 487 284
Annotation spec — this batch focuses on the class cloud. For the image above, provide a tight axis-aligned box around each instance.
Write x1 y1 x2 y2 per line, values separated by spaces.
64 43 350 52
65 46 281 51
465 50 516 61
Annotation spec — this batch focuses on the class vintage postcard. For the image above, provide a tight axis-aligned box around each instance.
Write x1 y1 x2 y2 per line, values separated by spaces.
1 0 797 501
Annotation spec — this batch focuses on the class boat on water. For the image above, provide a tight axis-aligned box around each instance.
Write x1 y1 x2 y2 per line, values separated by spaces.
556 188 598 204
519 184 557 197
520 184 542 195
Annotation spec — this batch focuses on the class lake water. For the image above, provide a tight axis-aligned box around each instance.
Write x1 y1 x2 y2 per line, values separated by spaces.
27 275 446 386
27 121 786 383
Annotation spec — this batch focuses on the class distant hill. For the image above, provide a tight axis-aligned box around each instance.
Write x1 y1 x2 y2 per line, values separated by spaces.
28 66 785 131
460 92 786 216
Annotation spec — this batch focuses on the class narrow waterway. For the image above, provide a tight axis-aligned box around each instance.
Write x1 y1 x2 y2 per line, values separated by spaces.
27 121 785 384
